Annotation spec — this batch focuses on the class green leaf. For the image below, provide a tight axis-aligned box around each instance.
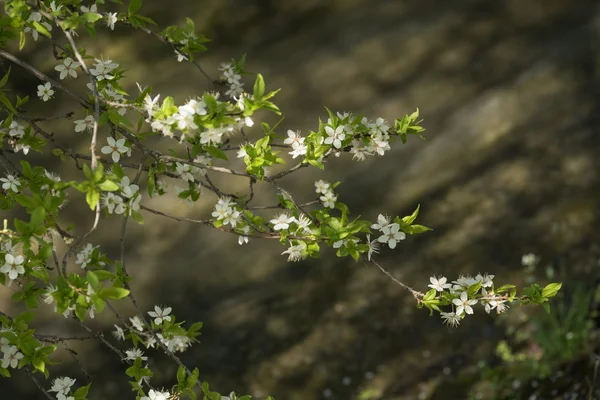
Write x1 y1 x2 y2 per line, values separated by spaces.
423 288 437 301
0 67 10 89
253 74 265 99
93 162 104 182
467 281 482 297
83 163 93 180
32 21 51 38
541 301 550 314
74 383 91 400
99 287 130 300
98 180 119 191
205 146 228 161
404 224 432 234
541 282 562 298
19 31 26 50
86 189 100 210
402 204 420 225
495 284 516 294
87 271 99 288
29 207 46 230
32 358 45 373
177 365 187 385
128 0 142 15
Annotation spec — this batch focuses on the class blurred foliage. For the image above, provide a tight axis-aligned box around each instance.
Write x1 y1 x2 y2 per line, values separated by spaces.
473 272 599 399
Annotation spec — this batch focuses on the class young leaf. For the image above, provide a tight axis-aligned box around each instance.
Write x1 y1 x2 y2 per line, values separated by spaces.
253 74 265 99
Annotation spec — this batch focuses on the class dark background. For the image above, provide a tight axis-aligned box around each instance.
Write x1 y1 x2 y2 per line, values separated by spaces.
1 0 600 399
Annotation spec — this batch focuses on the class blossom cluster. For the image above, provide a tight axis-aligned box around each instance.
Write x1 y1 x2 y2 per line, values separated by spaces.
426 273 512 327
219 62 244 98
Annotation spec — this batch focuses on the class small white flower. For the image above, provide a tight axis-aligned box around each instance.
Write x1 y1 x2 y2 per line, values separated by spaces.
148 305 172 325
371 214 390 231
113 324 125 341
101 192 121 214
0 254 25 280
89 58 119 81
314 180 330 195
75 243 96 269
43 285 57 305
105 12 118 30
283 130 304 146
176 162 195 182
377 223 405 249
289 143 307 159
475 273 494 288
368 137 391 156
80 4 99 14
495 300 509 314
237 225 251 245
294 215 313 234
55 58 80 80
123 348 147 362
320 190 337 209
8 121 25 138
74 115 95 132
270 213 294 231
37 82 54 101
48 377 76 396
1 345 23 368
324 125 346 149
141 389 171 400
282 242 306 262
101 137 129 163
1 174 21 193
129 316 144 332
366 234 379 261
440 311 460 327
521 253 539 267
237 145 248 159
428 276 451 292
223 69 241 83
225 81 244 97
120 176 139 198
452 292 478 316
200 127 225 146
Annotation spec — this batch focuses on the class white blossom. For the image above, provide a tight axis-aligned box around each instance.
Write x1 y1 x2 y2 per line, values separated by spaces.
282 242 305 262
440 311 460 327
270 213 294 231
428 276 451 292
101 137 129 163
371 214 391 231
377 223 405 249
49 377 76 396
55 58 80 80
324 125 346 149
141 389 171 400
320 190 337 209
0 254 25 280
1 174 20 193
74 115 95 132
1 345 23 368
314 180 330 195
130 316 144 332
8 121 25 138
105 12 118 30
123 348 147 362
148 305 172 325
452 292 478 316
37 82 54 101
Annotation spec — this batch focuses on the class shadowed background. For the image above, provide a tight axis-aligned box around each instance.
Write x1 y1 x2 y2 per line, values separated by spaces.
2 0 600 399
